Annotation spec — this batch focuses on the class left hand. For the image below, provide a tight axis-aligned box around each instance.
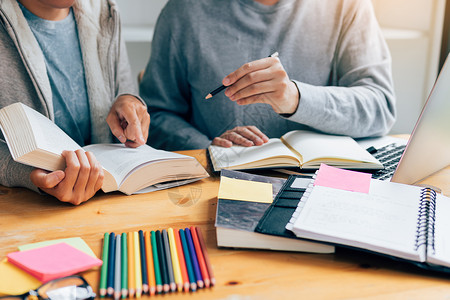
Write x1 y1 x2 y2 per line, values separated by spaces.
106 95 150 148
222 56 300 114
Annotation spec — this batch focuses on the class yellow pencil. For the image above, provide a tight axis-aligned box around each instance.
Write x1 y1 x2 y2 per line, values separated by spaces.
134 231 142 297
128 232 136 298
168 228 183 292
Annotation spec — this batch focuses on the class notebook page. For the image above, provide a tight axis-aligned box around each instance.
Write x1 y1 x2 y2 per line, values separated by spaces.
427 193 450 267
289 180 425 262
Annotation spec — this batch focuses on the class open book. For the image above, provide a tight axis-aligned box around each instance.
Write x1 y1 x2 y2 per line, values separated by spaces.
208 130 383 172
0 103 209 195
286 165 450 272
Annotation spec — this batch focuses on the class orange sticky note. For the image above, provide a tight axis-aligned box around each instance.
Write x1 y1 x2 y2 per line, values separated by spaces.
314 164 371 193
7 242 102 282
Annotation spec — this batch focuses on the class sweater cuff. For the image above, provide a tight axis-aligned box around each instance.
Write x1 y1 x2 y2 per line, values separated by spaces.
281 80 326 125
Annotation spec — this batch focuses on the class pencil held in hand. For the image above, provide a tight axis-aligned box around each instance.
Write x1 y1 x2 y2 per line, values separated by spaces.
204 52 279 99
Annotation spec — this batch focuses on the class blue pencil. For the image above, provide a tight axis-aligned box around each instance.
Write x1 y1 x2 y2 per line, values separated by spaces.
162 229 176 292
156 230 170 293
179 229 197 292
107 232 116 296
138 230 149 294
114 235 121 300
185 228 204 288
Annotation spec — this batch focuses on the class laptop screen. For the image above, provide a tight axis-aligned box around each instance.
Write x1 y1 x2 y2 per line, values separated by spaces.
391 54 450 184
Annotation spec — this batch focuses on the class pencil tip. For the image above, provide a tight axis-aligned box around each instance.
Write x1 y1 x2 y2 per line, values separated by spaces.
205 94 212 99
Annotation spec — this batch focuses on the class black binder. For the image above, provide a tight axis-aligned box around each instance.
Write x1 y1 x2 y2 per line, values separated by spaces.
255 174 313 240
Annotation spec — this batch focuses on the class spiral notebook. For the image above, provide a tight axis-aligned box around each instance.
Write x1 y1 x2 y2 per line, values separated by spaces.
286 165 450 272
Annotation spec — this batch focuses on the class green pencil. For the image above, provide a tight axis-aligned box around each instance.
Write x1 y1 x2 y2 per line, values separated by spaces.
121 232 128 299
151 230 163 293
99 232 110 297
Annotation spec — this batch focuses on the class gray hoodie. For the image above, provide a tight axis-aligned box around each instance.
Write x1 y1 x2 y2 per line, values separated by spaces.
0 0 138 191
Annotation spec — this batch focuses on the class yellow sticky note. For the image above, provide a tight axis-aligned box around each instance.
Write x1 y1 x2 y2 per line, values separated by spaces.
218 176 273 203
18 237 96 258
0 258 41 296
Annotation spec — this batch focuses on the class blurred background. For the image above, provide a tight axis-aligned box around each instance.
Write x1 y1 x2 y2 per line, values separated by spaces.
116 0 450 135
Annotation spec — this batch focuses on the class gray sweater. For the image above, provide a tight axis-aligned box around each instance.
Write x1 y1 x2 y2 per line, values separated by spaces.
140 0 396 151
0 0 138 191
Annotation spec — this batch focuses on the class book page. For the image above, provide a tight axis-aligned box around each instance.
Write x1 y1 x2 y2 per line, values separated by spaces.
209 139 299 170
427 193 450 267
82 144 190 185
290 180 425 261
281 130 381 167
23 104 81 153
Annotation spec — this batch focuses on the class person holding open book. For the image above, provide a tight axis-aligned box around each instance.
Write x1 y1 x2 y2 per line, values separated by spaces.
140 0 396 150
0 0 150 204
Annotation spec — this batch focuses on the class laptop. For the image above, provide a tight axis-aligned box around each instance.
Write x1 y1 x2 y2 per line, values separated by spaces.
361 53 450 184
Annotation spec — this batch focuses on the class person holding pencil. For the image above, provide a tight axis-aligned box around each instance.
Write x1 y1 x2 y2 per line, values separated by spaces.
140 0 396 151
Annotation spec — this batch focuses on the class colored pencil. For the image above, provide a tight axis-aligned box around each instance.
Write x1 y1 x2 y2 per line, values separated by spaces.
156 230 170 293
138 230 149 294
185 228 204 288
163 229 176 292
151 231 163 293
99 233 110 297
114 235 121 300
179 229 197 292
121 233 128 299
174 229 190 292
134 231 142 297
168 228 183 292
196 227 215 286
128 232 136 298
107 232 116 296
144 231 156 295
191 226 210 288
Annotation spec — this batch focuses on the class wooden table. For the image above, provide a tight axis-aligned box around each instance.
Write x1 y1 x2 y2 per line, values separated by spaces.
1 149 450 299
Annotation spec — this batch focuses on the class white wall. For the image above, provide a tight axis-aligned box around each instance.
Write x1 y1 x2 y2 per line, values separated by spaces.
117 0 445 135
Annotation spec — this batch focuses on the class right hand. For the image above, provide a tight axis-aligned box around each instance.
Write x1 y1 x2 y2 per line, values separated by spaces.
212 126 269 148
30 150 104 205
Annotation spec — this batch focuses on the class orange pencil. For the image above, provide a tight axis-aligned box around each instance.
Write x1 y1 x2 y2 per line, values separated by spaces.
190 226 210 288
196 227 215 286
174 229 190 292
144 231 156 296
128 232 136 298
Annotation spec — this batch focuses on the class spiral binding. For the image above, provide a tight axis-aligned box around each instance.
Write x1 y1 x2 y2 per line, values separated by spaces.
414 188 437 254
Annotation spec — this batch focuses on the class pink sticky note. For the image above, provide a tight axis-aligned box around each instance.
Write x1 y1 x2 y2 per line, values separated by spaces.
7 242 102 282
314 164 372 193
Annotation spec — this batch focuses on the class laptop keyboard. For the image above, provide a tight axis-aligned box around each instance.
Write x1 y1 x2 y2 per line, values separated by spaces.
369 143 406 180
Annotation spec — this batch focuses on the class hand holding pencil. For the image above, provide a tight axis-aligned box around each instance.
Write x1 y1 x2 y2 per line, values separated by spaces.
205 52 300 115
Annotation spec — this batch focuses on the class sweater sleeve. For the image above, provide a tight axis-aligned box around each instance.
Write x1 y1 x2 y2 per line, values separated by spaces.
139 7 211 151
284 0 396 138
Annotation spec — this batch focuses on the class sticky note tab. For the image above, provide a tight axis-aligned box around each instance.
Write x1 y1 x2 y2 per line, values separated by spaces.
18 237 96 257
218 176 273 203
314 164 371 193
291 178 312 189
7 242 102 282
0 259 41 296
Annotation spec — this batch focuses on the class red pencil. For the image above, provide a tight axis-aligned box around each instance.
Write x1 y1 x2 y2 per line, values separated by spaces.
174 229 190 292
190 226 210 288
196 227 215 286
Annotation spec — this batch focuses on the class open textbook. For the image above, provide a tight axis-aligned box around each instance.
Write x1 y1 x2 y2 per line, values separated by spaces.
208 130 383 172
0 103 209 195
286 165 450 272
